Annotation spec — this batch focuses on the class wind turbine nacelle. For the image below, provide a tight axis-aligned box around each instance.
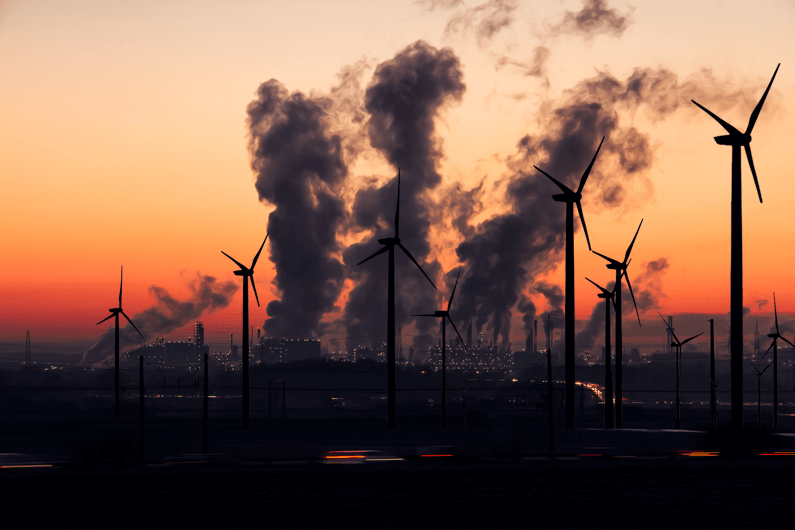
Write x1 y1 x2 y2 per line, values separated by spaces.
551 193 571 202
714 134 749 146
434 311 447 317
109 308 120 313
233 270 247 276
378 237 398 245
768 333 778 339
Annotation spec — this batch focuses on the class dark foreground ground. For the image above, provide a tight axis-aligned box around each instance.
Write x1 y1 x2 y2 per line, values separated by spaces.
4 458 795 529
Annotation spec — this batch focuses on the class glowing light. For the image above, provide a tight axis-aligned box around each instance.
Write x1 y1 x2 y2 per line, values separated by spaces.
421 454 453 457
0 464 53 469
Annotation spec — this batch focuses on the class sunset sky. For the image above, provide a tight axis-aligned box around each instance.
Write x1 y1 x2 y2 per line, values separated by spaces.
2 0 795 354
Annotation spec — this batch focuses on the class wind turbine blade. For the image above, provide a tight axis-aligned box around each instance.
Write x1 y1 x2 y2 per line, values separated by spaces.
780 336 795 349
448 317 468 354
745 145 763 203
761 362 772 375
762 339 775 359
398 242 437 290
585 276 610 296
357 245 389 266
119 266 123 306
250 275 261 307
576 136 604 194
97 313 114 326
447 267 461 311
576 200 591 251
592 250 620 266
691 100 742 136
624 272 641 327
251 232 269 269
681 332 704 346
222 251 247 271
394 170 400 238
121 311 145 339
746 63 780 134
624 219 643 264
534 166 573 195
748 360 761 375
774 292 779 334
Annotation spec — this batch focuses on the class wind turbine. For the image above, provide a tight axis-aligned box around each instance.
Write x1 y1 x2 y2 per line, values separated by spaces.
413 267 468 429
692 63 780 430
592 219 643 429
222 232 268 430
762 293 794 429
358 170 437 429
749 360 772 429
585 277 616 429
660 313 703 429
535 136 602 429
97 266 144 418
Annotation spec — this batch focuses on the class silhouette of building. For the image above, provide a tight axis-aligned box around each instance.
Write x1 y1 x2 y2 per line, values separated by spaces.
257 337 322 364
428 342 511 373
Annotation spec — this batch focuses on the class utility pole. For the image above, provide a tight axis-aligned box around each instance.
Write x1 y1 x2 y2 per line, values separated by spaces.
710 319 716 428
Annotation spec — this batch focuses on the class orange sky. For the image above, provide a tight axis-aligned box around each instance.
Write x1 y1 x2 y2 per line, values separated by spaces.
2 0 795 349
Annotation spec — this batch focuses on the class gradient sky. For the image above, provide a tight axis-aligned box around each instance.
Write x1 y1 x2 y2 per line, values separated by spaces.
2 0 795 351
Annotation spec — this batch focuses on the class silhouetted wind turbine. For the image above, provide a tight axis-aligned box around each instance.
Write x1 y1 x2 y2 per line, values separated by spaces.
585 277 616 429
358 171 437 429
660 313 703 429
222 232 268 430
749 360 772 429
692 64 779 430
97 266 144 418
535 137 602 429
762 293 793 430
413 267 468 429
592 219 643 429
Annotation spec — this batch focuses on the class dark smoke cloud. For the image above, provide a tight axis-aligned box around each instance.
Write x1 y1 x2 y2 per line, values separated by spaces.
342 40 465 352
548 0 634 40
247 77 350 339
82 274 238 366
755 299 769 311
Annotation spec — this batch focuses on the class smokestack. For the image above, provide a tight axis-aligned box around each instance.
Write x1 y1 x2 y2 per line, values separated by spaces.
534 319 537 354
526 332 532 353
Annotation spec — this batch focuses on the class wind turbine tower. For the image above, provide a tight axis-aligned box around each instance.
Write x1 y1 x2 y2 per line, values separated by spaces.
358 171 437 428
222 232 268 429
692 63 779 430
762 293 793 429
96 266 145 418
593 220 643 429
535 137 603 429
413 267 468 428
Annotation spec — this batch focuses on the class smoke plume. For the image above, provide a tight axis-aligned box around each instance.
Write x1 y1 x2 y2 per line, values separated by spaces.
247 78 351 339
755 299 769 311
82 274 238 366
342 40 465 351
548 0 635 40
